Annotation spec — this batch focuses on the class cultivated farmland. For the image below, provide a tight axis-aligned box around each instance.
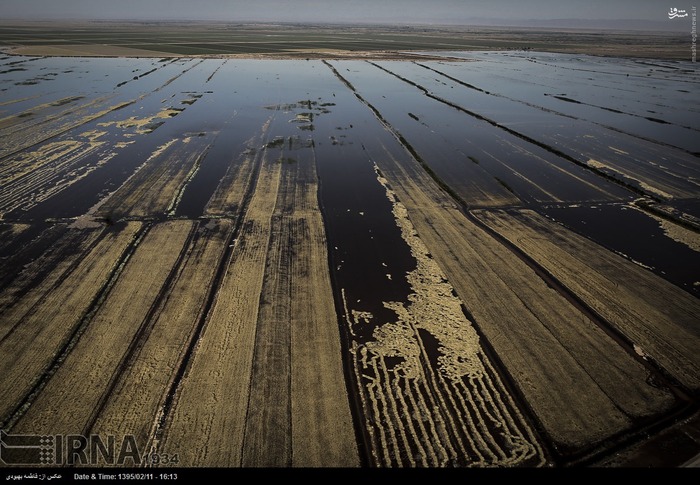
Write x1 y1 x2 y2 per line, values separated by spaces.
0 27 698 468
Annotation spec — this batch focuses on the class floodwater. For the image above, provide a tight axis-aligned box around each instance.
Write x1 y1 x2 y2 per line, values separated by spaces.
1 51 698 295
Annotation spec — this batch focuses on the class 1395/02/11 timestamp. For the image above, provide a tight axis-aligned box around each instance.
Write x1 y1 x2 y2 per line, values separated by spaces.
115 473 178 480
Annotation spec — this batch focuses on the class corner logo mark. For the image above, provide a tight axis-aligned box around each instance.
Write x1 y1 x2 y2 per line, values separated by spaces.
669 7 689 18
1 431 177 466
0 430 55 465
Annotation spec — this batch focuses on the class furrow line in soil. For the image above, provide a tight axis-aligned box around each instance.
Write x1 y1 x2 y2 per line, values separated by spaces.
0 222 146 430
8 221 191 436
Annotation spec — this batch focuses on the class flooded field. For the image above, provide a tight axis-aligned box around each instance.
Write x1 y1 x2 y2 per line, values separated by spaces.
0 49 698 468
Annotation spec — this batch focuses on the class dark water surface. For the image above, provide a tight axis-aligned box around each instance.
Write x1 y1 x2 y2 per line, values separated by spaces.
1 51 697 305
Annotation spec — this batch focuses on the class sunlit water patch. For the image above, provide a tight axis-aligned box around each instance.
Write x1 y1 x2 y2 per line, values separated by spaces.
541 202 700 296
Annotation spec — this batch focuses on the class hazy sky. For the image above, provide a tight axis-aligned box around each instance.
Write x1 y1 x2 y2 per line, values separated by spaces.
0 0 676 24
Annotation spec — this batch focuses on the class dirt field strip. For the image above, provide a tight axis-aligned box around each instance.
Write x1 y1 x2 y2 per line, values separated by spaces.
0 22 690 59
343 165 545 467
640 207 700 252
204 150 257 216
204 141 260 217
0 95 108 138
9 44 178 58
0 97 134 160
0 140 87 186
358 61 627 207
10 221 192 436
0 61 208 178
0 224 71 293
369 63 652 205
365 142 675 455
166 144 210 216
473 208 700 392
240 158 297 466
204 115 275 217
493 136 626 202
158 134 358 466
0 217 30 236
0 222 143 425
241 146 358 466
289 154 359 467
0 140 108 215
0 223 30 250
0 94 41 108
156 149 283 466
0 95 85 131
361 61 699 211
89 219 233 454
0 226 101 337
98 106 185 136
323 62 676 455
0 222 48 292
96 137 211 219
585 159 683 201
